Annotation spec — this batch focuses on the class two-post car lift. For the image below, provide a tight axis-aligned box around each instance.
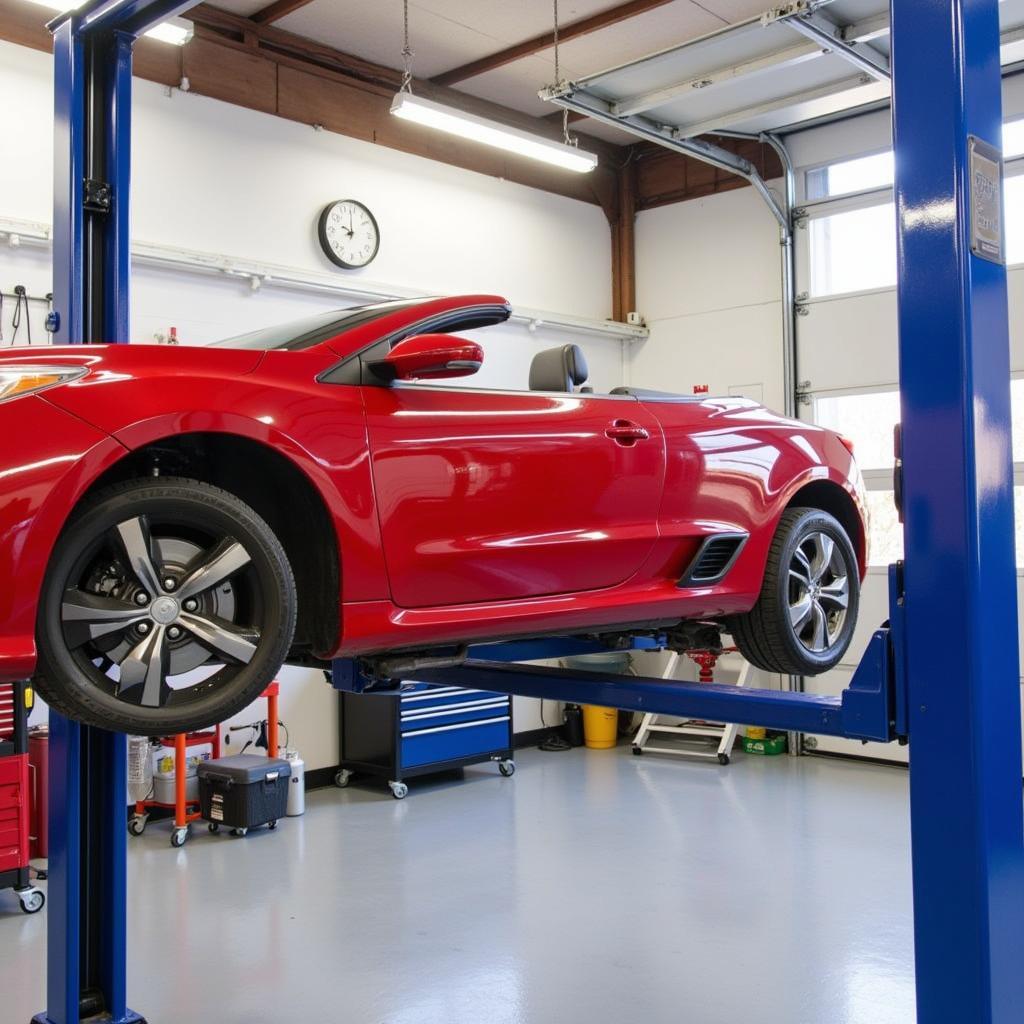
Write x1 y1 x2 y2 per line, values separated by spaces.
33 0 1024 1021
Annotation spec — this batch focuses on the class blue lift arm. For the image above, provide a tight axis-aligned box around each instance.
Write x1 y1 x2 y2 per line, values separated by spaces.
332 625 901 744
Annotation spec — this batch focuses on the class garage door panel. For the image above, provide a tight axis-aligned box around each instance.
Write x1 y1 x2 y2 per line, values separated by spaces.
797 290 898 393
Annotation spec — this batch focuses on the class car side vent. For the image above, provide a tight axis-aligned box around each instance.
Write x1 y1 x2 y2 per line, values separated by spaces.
679 533 748 587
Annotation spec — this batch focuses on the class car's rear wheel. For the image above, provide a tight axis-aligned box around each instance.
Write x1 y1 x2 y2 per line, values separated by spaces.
34 478 296 735
728 507 859 675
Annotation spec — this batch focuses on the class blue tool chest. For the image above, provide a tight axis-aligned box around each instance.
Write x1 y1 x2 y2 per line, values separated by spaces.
336 684 515 798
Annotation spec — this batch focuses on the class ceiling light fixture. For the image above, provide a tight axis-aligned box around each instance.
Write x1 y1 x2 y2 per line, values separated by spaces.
22 1 194 45
388 0 597 174
390 93 598 173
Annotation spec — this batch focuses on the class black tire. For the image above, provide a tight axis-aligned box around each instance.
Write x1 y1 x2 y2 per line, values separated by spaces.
33 477 296 735
728 507 859 676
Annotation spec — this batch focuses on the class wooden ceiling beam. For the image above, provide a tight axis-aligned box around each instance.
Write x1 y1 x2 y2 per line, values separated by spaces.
251 0 316 26
430 0 678 87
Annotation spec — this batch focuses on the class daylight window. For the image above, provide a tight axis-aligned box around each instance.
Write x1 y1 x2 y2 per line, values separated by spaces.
808 203 897 297
814 385 1024 566
806 151 894 201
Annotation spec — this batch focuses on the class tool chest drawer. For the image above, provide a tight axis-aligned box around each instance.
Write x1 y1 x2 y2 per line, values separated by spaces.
399 685 505 712
400 716 511 769
0 754 28 873
338 684 514 798
400 695 510 732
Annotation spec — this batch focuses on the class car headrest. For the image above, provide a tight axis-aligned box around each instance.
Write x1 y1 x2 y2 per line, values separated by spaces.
528 344 589 393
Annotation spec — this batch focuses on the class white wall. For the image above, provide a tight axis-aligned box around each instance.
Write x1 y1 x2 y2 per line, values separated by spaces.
632 184 787 412
0 39 622 765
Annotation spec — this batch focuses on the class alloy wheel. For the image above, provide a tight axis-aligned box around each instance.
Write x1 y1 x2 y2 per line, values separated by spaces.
61 514 262 712
787 530 850 654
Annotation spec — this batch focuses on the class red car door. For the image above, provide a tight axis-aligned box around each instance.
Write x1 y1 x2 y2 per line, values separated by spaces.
362 383 665 608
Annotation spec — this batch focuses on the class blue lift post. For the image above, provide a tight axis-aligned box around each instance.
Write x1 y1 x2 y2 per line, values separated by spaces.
39 0 1024 1021
890 0 1024 1015
37 4 195 1024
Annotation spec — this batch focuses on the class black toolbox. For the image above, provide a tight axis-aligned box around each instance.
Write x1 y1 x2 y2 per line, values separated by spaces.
197 754 290 835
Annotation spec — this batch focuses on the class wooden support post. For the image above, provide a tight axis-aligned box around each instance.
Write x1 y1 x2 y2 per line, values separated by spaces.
612 161 637 323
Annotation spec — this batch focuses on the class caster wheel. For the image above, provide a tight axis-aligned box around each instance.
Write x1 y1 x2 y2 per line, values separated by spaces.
498 760 515 777
231 827 248 837
19 889 45 914
334 769 353 788
632 745 643 756
268 820 277 830
389 781 408 800
208 822 220 834
127 815 148 837
170 826 190 849
718 753 730 765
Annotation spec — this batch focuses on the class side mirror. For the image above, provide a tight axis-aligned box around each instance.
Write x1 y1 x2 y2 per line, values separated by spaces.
369 334 484 382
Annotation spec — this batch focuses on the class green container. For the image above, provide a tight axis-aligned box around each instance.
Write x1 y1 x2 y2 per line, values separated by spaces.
741 733 787 756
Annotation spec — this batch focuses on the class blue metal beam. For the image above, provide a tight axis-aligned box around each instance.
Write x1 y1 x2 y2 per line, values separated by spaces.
891 0 1024 1017
333 628 899 742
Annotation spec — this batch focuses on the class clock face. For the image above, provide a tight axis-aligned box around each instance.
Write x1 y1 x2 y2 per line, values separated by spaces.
317 200 380 269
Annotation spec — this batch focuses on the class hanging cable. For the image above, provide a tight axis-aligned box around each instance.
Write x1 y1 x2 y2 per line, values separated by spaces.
552 0 577 148
399 0 414 94
11 285 30 345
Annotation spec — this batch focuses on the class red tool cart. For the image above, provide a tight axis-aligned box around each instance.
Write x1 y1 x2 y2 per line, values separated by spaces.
0 681 45 914
128 725 222 848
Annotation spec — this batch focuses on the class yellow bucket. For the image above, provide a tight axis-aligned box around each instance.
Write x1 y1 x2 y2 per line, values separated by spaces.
582 704 618 749
746 725 767 740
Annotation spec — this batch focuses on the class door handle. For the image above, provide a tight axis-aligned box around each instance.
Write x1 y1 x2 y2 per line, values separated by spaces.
605 419 650 445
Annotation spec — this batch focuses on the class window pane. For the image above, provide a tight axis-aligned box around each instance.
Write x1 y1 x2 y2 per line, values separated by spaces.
808 202 897 297
1005 174 1024 265
1016 486 1024 569
814 390 900 471
866 490 903 566
864 488 1024 568
807 151 894 200
1004 118 1024 159
1010 379 1024 462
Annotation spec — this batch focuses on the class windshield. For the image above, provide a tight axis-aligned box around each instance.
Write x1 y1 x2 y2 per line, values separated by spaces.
209 300 422 350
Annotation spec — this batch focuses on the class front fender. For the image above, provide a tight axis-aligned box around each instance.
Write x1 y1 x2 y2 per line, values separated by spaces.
0 396 129 680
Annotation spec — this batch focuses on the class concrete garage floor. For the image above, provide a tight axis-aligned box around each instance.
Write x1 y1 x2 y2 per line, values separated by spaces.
4 747 915 1024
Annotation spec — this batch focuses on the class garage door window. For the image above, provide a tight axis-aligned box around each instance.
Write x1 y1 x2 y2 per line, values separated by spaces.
805 150 894 201
803 117 1024 298
815 386 1024 567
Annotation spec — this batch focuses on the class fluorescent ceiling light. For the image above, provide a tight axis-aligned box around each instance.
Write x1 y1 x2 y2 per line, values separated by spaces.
141 17 194 46
390 93 598 173
21 1 194 45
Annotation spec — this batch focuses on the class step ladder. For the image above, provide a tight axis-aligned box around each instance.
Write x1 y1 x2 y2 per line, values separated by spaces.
631 649 751 765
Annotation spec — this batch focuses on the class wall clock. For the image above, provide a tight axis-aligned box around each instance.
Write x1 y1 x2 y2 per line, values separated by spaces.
317 199 380 269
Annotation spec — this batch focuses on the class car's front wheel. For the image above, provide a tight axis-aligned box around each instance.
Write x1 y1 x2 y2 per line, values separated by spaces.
34 478 296 735
728 507 859 676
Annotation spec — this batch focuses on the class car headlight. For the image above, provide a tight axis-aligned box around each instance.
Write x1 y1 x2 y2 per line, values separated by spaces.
0 366 87 403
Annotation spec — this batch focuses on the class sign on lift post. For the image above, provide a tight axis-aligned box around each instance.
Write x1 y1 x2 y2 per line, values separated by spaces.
968 135 1004 263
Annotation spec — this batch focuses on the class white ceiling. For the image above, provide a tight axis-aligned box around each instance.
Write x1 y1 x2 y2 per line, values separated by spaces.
208 0 776 143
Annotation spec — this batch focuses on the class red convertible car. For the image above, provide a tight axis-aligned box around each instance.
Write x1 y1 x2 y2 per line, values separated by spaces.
0 294 866 734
